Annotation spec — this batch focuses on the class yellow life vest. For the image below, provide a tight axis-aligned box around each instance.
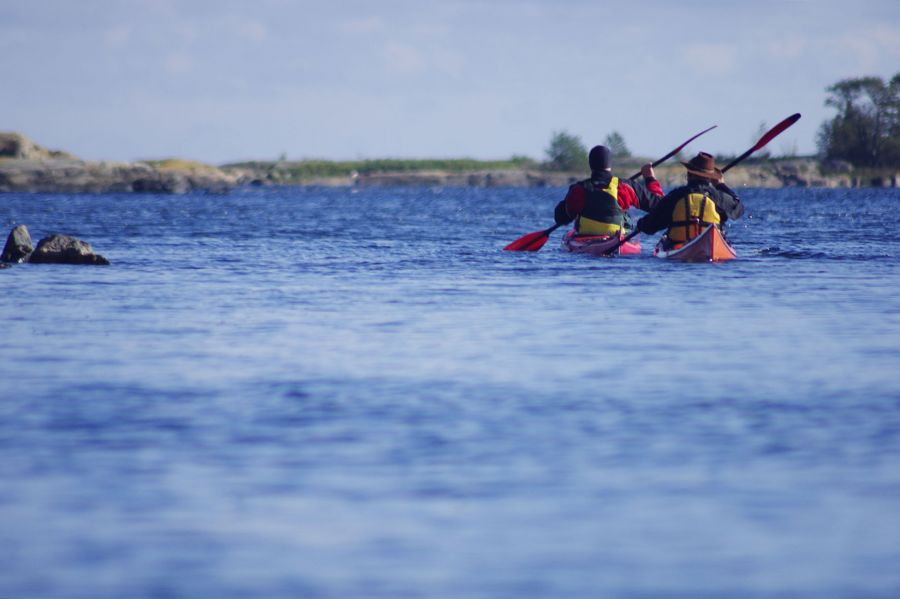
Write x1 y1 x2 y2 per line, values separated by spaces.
668 192 720 243
576 177 622 235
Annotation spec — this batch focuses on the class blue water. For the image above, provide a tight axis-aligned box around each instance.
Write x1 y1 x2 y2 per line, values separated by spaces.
1 185 900 597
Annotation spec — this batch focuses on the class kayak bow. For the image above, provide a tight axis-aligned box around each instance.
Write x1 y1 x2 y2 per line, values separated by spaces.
653 225 736 262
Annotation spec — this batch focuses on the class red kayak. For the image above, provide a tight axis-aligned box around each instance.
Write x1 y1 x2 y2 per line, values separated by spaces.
561 230 641 257
653 225 736 262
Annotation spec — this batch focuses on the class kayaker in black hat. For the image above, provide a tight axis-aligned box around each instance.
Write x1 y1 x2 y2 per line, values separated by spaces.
636 152 743 247
553 145 663 236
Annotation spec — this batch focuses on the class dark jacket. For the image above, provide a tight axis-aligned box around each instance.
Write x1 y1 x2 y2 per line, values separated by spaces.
637 180 743 235
554 171 663 226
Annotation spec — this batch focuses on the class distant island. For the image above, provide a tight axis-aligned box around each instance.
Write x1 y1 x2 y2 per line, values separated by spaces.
1 131 896 194
0 132 238 194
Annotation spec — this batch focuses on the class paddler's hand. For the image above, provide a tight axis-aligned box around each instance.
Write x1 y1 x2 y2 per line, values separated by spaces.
640 163 655 179
554 201 573 226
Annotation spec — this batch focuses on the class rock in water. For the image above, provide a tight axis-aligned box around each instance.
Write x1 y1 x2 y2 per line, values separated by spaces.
1 224 34 262
29 234 110 265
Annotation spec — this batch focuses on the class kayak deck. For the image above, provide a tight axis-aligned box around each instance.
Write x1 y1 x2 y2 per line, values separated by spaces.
653 225 736 262
561 230 640 257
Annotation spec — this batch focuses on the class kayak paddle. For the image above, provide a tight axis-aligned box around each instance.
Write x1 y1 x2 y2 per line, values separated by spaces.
601 112 802 255
503 124 718 252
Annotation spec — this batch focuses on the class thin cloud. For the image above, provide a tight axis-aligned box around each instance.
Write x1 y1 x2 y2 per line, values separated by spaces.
836 24 900 72
383 42 426 76
432 49 465 78
165 52 193 75
235 20 267 42
681 43 737 76
103 25 131 48
766 38 807 59
338 16 385 34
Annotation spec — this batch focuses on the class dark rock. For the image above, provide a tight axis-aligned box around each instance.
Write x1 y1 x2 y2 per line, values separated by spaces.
2 224 34 262
131 177 183 193
870 175 899 188
28 234 110 265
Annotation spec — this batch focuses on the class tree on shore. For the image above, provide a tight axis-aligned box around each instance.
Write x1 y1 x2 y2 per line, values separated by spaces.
604 131 631 158
545 131 587 171
817 73 900 168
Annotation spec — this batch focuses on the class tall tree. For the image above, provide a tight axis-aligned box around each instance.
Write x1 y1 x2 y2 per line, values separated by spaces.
545 131 588 171
604 131 631 158
817 74 900 167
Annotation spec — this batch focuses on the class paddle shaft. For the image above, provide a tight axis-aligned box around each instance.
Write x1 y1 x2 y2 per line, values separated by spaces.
531 223 562 243
543 223 562 236
613 229 640 251
628 124 717 180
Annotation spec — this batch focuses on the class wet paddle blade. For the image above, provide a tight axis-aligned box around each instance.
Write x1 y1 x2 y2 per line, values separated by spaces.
504 229 551 251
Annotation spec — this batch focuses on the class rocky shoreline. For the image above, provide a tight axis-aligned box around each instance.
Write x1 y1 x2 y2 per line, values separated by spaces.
225 161 897 190
1 132 896 193
0 158 239 194
0 133 238 194
223 159 898 190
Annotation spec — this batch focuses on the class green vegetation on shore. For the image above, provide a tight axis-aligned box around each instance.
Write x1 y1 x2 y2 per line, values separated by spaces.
142 158 221 172
223 156 537 182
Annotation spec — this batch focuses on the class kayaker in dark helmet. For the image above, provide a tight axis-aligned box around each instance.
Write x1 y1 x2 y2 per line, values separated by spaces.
636 152 744 246
553 145 664 236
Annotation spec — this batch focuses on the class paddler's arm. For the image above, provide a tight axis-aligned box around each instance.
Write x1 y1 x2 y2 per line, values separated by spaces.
631 163 664 212
636 191 678 234
554 183 584 225
711 176 744 221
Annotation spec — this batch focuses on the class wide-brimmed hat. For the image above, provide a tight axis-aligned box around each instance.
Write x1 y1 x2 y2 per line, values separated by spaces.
681 152 722 180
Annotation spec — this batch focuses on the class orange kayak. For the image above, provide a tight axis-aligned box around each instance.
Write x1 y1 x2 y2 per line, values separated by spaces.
653 225 736 262
561 230 640 257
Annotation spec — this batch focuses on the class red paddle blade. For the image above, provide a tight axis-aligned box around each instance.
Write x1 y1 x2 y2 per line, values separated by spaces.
723 112 801 172
504 230 551 251
752 113 801 151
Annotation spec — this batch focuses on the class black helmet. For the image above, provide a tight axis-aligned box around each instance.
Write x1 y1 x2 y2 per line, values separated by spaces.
588 145 611 171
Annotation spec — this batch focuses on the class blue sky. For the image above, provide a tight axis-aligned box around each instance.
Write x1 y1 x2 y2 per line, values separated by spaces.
2 0 899 163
